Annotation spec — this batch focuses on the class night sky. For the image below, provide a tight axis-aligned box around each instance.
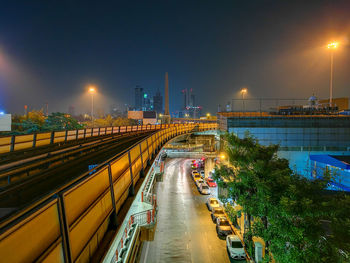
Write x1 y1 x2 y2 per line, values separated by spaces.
0 0 349 115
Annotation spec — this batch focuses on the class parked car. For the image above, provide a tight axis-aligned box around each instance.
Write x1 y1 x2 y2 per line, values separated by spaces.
192 170 199 177
206 197 220 211
199 183 210 195
200 170 205 178
226 235 246 261
191 160 197 169
193 174 201 182
195 179 205 188
211 207 225 222
206 178 217 187
216 217 233 238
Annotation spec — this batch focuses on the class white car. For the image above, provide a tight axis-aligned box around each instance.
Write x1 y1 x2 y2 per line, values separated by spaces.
195 179 204 188
200 170 205 178
199 183 210 195
216 217 232 237
226 235 245 260
206 197 220 211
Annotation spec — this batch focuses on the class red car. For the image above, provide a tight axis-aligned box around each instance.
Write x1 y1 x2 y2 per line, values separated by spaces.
206 178 217 187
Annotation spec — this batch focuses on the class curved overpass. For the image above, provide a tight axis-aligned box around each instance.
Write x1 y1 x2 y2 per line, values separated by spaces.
0 123 217 263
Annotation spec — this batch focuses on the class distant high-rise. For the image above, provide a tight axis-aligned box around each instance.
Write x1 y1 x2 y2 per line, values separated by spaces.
135 86 144 110
143 93 151 111
182 89 187 109
153 90 163 113
164 72 169 116
189 88 195 107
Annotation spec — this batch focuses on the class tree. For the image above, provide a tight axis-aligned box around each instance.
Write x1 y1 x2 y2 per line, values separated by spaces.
43 112 84 131
11 110 46 133
215 132 350 262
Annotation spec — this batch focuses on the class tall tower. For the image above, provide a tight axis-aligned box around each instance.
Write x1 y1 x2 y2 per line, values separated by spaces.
182 89 187 109
134 86 144 110
164 72 170 116
163 72 170 123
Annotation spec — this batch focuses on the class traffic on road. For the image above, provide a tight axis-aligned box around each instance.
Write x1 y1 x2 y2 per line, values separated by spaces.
139 158 247 263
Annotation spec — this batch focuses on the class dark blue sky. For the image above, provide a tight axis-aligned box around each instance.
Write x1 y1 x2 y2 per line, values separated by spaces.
0 0 349 115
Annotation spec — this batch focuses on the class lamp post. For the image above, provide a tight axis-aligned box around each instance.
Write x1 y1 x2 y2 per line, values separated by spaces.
327 42 337 107
240 88 247 112
89 86 96 127
206 113 211 119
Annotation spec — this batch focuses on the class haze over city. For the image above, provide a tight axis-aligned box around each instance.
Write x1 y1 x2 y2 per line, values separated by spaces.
1 0 350 115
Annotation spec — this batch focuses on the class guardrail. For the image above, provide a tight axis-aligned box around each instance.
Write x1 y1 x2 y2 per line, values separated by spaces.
104 144 167 263
111 208 156 263
0 123 217 263
0 123 216 155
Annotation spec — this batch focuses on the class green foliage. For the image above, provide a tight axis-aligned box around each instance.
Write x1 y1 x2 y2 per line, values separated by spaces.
215 132 350 263
43 112 84 131
83 116 138 128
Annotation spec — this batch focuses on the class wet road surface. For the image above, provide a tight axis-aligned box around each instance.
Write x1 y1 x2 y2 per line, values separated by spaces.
139 158 234 263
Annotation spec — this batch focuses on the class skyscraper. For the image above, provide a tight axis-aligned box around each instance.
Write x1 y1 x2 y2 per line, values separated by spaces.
164 72 169 116
189 88 195 107
153 90 163 113
134 86 144 110
182 89 188 109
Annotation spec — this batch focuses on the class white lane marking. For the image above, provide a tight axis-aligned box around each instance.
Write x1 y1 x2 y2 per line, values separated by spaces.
143 241 150 263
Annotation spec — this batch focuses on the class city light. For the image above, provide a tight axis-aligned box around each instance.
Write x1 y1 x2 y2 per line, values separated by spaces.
206 113 211 117
220 153 226 160
89 86 96 93
327 42 338 107
88 85 97 127
240 88 248 112
327 42 338 49
241 88 247 94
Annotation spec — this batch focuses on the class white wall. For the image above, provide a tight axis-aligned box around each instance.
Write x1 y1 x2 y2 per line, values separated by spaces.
0 114 11 131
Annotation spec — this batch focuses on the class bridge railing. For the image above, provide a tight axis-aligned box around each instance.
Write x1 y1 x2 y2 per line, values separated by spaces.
0 123 217 263
0 123 217 155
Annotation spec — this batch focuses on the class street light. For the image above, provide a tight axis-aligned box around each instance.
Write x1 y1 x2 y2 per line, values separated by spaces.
327 42 337 107
220 153 226 160
88 86 96 127
240 88 247 112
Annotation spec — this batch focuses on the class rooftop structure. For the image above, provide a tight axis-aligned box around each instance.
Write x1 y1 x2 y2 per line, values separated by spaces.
310 155 350 192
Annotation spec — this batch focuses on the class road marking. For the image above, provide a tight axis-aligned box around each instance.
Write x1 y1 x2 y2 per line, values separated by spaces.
143 242 150 263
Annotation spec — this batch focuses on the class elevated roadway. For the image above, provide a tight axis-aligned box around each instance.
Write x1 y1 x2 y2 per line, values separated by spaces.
0 123 217 263
0 131 153 221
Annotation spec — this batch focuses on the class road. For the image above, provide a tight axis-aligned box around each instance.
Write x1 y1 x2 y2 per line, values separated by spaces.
139 158 233 263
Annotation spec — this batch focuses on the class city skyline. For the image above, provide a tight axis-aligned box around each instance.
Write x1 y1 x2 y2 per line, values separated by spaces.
1 1 350 115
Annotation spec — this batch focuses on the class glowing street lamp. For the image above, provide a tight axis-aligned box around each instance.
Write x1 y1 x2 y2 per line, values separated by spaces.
220 153 226 160
240 88 247 112
88 86 96 127
327 42 337 107
206 113 211 118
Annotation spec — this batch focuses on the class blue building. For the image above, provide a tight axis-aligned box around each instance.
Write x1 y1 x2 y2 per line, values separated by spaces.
218 112 350 182
310 155 350 192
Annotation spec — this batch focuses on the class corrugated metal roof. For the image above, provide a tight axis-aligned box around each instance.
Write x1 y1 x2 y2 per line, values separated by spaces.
310 155 350 170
